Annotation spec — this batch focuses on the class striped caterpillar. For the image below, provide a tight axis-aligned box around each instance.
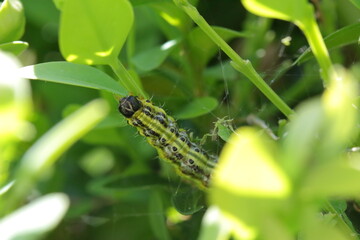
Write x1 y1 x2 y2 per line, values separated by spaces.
118 96 218 189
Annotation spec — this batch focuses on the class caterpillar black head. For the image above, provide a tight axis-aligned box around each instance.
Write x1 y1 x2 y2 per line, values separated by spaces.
118 96 143 118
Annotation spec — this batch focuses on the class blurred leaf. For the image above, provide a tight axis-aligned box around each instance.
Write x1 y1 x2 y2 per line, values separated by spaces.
171 184 205 215
321 67 359 153
80 147 115 177
59 0 133 65
63 104 127 129
88 173 165 198
303 216 352 240
198 207 232 240
150 1 192 34
0 41 28 55
53 0 66 10
5 99 109 211
348 0 360 9
148 192 171 240
0 193 69 240
0 181 14 197
301 161 360 198
213 127 290 197
188 26 250 69
0 0 25 43
132 39 179 72
280 99 324 180
296 22 360 65
0 51 32 186
95 113 127 129
175 97 218 119
18 61 127 96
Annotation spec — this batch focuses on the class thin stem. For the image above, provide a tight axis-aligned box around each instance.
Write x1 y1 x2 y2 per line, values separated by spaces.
109 59 147 98
301 20 334 86
173 0 294 118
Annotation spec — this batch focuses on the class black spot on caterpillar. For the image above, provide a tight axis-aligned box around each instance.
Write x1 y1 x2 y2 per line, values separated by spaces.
118 96 218 188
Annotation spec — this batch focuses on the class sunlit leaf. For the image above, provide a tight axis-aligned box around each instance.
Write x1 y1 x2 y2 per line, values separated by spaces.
59 0 133 65
0 51 32 186
241 0 314 30
0 0 25 43
18 61 127 96
198 207 233 240
0 41 28 55
301 161 360 198
213 127 290 197
322 67 359 150
280 99 324 180
0 193 69 240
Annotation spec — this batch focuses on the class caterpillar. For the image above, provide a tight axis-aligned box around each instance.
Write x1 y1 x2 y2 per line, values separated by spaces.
118 96 218 189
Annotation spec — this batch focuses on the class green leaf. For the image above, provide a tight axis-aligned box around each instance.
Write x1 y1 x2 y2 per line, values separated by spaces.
301 161 360 198
0 41 28 55
132 39 179 72
6 99 109 210
0 193 69 240
79 147 115 177
18 61 128 96
188 26 250 69
213 127 290 198
0 0 25 43
148 192 171 240
59 0 134 65
241 0 313 29
280 99 324 180
198 207 232 240
53 0 66 10
349 0 360 9
296 22 360 65
175 97 218 119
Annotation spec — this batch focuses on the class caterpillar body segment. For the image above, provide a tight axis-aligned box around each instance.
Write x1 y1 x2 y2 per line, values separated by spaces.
118 96 217 188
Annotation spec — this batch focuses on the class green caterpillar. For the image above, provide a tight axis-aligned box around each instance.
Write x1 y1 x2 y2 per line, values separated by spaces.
118 96 217 189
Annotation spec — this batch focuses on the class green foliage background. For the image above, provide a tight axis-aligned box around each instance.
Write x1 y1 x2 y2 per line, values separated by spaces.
0 0 360 239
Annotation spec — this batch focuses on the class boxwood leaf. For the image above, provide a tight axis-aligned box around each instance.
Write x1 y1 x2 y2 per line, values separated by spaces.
59 0 133 65
18 61 127 96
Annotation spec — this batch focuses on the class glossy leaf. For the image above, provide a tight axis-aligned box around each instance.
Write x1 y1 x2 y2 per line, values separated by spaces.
59 0 134 65
175 97 218 119
18 61 127 96
241 0 313 29
132 40 179 72
0 0 25 43
0 41 28 55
